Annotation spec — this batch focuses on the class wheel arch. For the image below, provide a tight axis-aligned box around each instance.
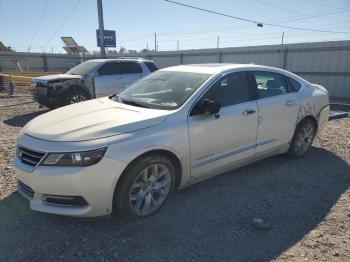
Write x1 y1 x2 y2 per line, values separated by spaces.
54 82 91 99
113 149 183 201
63 84 92 98
298 115 318 132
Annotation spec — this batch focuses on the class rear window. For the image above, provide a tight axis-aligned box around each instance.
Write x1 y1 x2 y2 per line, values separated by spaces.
286 76 301 92
144 62 158 72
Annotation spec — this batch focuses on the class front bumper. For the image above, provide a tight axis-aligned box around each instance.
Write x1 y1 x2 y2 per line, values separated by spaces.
34 86 56 106
14 155 127 217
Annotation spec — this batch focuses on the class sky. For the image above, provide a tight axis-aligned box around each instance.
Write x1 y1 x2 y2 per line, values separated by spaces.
0 0 349 53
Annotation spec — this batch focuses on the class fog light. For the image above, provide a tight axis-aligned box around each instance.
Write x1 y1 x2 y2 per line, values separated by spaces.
42 195 88 207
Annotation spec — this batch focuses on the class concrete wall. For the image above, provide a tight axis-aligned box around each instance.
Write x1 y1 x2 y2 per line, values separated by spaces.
1 40 349 98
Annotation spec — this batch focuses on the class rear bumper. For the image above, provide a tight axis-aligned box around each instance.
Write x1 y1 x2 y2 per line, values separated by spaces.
317 104 330 133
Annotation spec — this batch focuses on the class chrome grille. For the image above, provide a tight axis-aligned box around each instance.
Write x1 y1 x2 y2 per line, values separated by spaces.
17 180 34 199
16 146 45 167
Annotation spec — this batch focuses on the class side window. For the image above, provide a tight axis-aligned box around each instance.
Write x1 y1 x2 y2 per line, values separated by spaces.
119 62 143 74
203 72 250 107
253 71 289 99
98 63 120 75
144 62 158 72
286 76 301 92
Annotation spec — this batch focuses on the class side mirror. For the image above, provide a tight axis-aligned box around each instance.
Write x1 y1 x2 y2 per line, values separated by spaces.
201 99 221 115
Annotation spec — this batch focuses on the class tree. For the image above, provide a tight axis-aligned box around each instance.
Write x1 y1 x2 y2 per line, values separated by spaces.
119 47 126 53
0 42 14 52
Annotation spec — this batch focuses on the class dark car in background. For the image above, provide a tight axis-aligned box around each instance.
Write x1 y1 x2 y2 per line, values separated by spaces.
32 58 157 109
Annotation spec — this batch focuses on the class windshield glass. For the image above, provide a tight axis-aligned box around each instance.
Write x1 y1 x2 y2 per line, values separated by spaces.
117 70 211 110
66 60 101 75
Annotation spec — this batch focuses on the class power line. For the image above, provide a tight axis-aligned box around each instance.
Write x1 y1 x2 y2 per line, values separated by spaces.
159 7 350 36
251 0 348 23
161 0 350 35
44 0 81 50
307 0 339 9
162 0 263 26
265 21 350 35
160 22 347 47
116 3 350 47
251 0 305 15
28 0 48 53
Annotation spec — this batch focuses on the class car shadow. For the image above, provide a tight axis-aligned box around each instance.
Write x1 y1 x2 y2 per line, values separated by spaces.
3 110 49 127
0 147 349 261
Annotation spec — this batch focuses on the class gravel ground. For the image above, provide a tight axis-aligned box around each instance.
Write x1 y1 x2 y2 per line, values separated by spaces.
0 91 349 262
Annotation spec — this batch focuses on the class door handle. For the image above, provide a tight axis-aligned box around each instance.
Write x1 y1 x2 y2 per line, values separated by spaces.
285 100 296 106
242 109 256 115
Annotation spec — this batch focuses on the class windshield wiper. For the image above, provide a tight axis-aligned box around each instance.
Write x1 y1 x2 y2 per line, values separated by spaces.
121 98 149 108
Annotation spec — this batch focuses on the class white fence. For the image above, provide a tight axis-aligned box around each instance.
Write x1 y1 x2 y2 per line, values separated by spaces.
1 40 349 98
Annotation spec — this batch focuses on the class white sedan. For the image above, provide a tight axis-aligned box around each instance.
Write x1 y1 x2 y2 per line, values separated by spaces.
14 64 329 219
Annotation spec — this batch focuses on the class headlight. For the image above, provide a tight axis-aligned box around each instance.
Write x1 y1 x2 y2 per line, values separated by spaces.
42 148 107 166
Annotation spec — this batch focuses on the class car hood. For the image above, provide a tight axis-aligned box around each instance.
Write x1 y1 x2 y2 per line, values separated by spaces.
32 74 82 83
23 97 170 142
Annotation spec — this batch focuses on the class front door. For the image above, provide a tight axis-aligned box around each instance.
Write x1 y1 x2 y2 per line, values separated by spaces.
250 71 300 157
188 72 259 181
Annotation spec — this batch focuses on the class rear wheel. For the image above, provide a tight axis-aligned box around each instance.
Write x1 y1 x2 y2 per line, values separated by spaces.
114 154 175 220
288 118 316 158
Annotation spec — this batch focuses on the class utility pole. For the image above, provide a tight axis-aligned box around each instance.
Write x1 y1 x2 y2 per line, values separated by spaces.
97 0 105 58
217 36 220 49
146 43 149 51
154 33 157 52
280 32 285 68
177 40 179 51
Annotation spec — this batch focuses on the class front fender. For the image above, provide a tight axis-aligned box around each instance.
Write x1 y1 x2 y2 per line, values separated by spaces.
105 124 191 186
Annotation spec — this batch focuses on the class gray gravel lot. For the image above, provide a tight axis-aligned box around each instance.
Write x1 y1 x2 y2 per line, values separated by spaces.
0 92 349 262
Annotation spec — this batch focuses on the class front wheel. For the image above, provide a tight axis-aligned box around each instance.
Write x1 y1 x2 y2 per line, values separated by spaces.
287 118 316 158
114 154 175 220
64 90 89 105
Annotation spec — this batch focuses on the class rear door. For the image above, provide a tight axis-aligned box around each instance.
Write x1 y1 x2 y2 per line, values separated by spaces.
250 71 300 157
94 62 123 97
118 62 144 89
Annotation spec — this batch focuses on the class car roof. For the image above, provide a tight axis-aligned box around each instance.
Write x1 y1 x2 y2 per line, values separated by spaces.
87 58 154 63
161 63 288 75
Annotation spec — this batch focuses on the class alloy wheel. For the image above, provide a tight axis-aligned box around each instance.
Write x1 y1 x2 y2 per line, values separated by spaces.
294 122 315 156
129 164 172 216
70 94 86 104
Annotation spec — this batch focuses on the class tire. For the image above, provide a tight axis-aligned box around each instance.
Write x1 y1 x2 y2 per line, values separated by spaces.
44 104 57 110
64 89 89 105
114 153 175 220
287 118 316 158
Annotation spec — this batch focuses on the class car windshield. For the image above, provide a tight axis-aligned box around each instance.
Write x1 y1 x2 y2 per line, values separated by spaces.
116 70 211 110
66 60 101 76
